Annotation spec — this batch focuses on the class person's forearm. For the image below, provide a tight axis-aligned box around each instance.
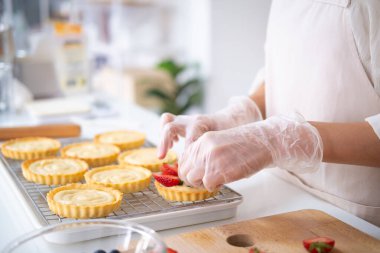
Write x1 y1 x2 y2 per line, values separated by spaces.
249 83 266 119
310 121 380 167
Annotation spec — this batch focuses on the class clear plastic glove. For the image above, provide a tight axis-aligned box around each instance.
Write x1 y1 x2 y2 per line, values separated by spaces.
157 96 262 159
179 114 323 191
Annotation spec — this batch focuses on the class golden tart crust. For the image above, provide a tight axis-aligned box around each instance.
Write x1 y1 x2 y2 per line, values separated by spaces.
118 148 177 172
61 142 120 167
94 130 145 151
1 137 61 160
47 183 122 219
154 181 218 202
22 158 88 185
85 164 151 193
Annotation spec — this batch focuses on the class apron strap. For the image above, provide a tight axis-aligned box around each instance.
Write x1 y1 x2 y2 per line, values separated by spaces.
314 0 350 8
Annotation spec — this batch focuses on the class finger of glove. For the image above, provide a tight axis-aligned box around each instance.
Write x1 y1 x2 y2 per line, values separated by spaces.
203 171 225 192
160 113 176 128
178 140 203 185
185 122 211 148
178 151 192 186
186 165 205 188
158 115 196 158
158 122 185 159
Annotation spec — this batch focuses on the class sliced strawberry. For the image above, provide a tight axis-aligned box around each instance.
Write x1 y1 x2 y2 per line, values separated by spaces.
163 163 178 171
303 237 335 253
249 247 265 253
166 247 177 253
153 174 182 187
161 163 178 176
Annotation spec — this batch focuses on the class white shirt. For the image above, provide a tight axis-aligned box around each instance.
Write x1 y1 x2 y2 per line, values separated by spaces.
264 0 380 226
251 0 380 138
351 0 380 137
350 0 380 95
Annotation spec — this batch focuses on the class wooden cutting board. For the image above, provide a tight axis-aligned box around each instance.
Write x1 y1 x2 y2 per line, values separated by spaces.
165 209 380 253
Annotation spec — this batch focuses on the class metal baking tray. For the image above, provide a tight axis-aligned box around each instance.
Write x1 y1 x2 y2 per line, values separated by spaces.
0 138 243 231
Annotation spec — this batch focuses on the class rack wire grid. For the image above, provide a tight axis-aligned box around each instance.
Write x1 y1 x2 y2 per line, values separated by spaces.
0 138 242 225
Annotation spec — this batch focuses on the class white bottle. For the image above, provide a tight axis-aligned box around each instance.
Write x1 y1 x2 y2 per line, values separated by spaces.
53 22 89 96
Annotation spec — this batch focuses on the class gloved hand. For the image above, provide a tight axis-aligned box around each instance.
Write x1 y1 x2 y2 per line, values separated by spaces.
179 114 323 191
157 96 262 159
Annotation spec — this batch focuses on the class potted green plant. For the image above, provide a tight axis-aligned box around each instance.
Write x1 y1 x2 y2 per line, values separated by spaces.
146 59 203 115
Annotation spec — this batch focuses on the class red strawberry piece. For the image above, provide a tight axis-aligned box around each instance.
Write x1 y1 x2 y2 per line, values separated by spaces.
153 174 182 187
161 163 178 176
166 247 177 253
162 163 178 170
303 237 335 253
249 247 265 253
164 163 178 171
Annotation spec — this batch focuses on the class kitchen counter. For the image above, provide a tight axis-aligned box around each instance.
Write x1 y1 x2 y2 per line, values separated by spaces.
1 98 379 250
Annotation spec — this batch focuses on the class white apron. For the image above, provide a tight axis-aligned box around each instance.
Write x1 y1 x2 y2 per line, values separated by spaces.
265 0 380 226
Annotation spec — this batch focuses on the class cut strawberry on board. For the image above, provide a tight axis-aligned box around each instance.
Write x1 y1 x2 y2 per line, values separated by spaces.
249 247 265 253
166 247 178 253
303 237 335 253
160 163 178 176
153 174 182 187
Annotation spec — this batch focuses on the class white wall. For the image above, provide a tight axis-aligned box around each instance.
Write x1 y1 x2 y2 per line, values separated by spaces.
205 0 271 112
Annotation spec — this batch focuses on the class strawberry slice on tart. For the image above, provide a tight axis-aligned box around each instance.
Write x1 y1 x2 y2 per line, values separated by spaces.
153 164 218 202
153 174 182 187
160 163 179 177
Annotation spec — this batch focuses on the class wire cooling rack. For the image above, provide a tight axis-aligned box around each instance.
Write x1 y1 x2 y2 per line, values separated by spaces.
0 138 242 226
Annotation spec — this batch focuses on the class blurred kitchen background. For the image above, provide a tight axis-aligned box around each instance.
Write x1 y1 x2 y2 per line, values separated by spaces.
0 0 271 124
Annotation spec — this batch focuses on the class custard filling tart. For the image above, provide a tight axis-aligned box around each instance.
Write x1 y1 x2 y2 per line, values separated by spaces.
22 158 88 185
47 183 122 218
154 181 218 202
118 147 177 172
85 164 151 193
95 130 145 151
1 137 61 160
153 163 218 202
61 142 120 167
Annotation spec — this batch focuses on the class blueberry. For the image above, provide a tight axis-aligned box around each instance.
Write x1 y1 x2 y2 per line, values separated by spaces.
94 250 106 253
109 250 120 253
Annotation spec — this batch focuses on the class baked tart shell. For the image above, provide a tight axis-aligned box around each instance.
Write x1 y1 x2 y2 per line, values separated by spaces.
154 181 218 202
61 142 120 167
1 137 61 160
94 130 146 151
22 158 88 185
84 165 152 193
118 148 177 172
47 183 123 219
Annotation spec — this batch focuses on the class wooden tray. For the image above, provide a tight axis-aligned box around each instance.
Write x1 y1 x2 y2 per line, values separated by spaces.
165 209 380 252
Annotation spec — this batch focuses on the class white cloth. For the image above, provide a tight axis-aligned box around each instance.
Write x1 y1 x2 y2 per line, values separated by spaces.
264 0 380 226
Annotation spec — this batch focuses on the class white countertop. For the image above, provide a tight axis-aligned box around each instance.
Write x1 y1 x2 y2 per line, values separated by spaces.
1 98 379 250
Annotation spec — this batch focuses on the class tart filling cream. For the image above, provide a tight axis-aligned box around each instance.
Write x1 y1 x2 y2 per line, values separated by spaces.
29 158 85 175
91 168 149 184
118 148 177 171
53 189 115 206
1 137 61 160
95 131 145 150
47 183 123 218
22 158 88 185
97 131 145 144
6 139 59 151
65 143 119 158
85 165 152 193
61 142 120 167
